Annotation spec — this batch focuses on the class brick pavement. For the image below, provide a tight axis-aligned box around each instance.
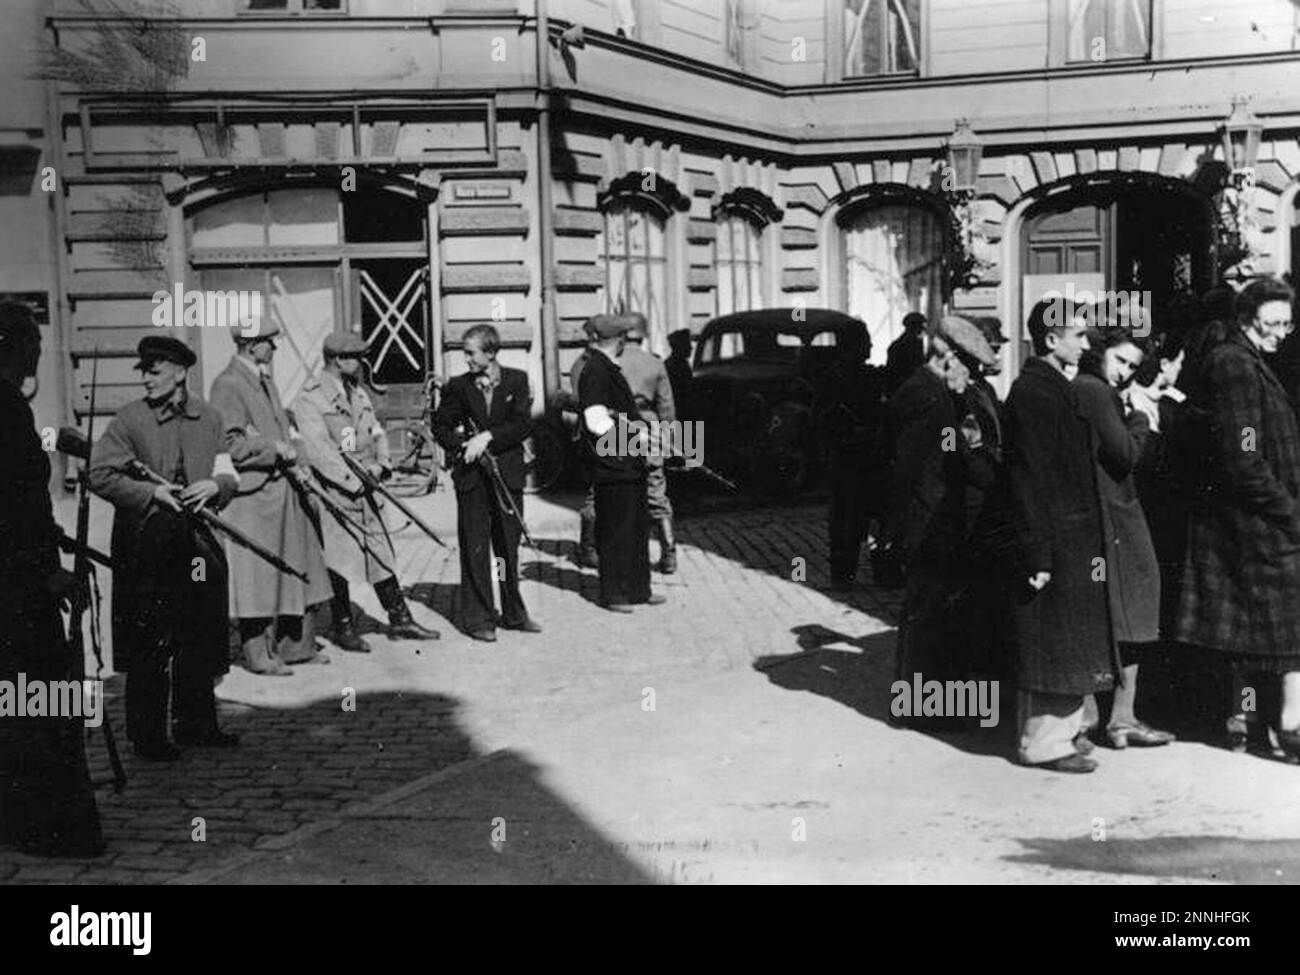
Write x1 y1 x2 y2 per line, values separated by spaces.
4 497 893 884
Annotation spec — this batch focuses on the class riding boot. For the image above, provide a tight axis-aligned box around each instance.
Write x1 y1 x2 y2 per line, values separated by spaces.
327 571 372 654
376 577 440 640
576 509 600 569
657 516 678 574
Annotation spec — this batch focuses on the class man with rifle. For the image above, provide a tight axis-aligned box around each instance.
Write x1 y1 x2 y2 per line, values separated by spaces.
89 336 242 759
211 319 332 675
293 331 439 653
0 300 103 854
432 323 540 642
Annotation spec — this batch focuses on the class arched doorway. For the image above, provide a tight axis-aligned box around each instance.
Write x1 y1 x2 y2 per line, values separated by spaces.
1020 174 1213 362
836 188 947 366
186 180 430 409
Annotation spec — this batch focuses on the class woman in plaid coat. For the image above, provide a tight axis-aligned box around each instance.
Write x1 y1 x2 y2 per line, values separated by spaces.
1174 277 1300 757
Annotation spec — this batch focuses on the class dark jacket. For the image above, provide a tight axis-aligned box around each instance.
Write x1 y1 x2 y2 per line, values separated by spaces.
432 366 532 495
576 347 645 485
1004 357 1115 696
1174 331 1300 663
1073 364 1160 646
886 366 965 567
885 331 925 397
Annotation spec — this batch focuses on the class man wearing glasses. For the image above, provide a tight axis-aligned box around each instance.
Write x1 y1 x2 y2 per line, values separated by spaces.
1175 277 1300 759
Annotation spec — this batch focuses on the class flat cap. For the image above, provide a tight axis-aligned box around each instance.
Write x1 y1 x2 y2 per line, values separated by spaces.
932 315 997 367
234 314 280 342
136 335 196 370
970 315 1009 345
584 313 629 339
323 331 367 357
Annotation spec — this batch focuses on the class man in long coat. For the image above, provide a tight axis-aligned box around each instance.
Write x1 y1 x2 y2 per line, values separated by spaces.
0 300 103 856
210 319 331 675
432 323 539 642
293 331 438 654
619 314 679 573
887 317 995 702
1004 299 1115 772
90 336 240 759
1175 277 1300 756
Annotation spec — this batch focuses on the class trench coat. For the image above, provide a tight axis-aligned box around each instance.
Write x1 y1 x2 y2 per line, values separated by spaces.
209 357 331 619
1174 331 1300 666
292 372 395 586
1004 357 1115 696
1073 364 1160 646
88 393 238 675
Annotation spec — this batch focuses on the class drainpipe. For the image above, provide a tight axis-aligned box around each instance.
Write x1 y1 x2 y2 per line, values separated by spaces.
536 0 560 402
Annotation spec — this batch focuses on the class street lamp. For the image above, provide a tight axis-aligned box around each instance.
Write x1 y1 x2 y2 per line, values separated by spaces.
1216 97 1264 280
944 118 983 195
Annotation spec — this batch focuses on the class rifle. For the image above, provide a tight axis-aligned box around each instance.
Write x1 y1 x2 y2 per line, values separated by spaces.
125 459 310 584
453 416 537 548
67 352 126 793
341 452 447 549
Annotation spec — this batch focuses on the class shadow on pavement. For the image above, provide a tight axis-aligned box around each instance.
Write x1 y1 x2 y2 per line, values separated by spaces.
1007 834 1300 884
754 624 1016 760
2 685 651 885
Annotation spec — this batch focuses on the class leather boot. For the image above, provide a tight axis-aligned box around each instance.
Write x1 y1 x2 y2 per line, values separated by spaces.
377 578 440 640
575 510 599 569
330 613 373 654
657 517 677 574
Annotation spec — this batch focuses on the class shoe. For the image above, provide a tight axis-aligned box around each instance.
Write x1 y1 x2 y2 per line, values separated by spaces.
1106 722 1175 749
468 626 498 642
602 602 635 614
1030 753 1097 773
645 594 667 606
1277 726 1300 760
1073 731 1095 756
500 618 542 633
175 729 240 749
133 740 182 762
386 602 441 641
289 652 331 666
329 619 372 654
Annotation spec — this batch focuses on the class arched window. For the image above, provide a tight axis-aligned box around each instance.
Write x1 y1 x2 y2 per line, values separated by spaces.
839 195 945 364
716 213 764 316
187 182 428 404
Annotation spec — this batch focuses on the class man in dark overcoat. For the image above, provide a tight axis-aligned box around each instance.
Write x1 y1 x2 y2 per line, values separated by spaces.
1174 277 1300 756
90 336 240 759
431 323 539 642
0 300 103 856
1004 299 1116 772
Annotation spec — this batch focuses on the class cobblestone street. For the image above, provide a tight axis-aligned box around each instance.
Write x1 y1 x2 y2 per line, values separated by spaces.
7 494 1300 884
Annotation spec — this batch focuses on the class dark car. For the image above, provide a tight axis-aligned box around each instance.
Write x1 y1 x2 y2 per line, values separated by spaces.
687 308 869 494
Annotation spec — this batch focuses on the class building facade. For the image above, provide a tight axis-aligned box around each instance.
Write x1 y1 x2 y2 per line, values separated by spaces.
7 0 1300 444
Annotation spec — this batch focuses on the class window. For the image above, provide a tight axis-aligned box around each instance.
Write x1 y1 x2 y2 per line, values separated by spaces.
716 214 764 317
243 0 344 14
844 0 920 77
600 201 667 349
1067 0 1151 62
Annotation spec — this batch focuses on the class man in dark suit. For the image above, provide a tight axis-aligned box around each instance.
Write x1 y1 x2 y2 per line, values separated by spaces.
578 314 667 612
884 311 928 398
433 323 539 642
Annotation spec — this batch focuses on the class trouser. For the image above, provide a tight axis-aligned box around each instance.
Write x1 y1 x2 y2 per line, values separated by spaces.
456 481 527 631
1017 689 1085 765
126 651 218 745
594 477 651 605
0 604 103 856
646 460 672 520
827 453 873 583
239 612 321 670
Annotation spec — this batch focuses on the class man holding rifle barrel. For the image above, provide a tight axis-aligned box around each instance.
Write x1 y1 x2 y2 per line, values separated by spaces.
293 331 439 653
89 335 240 760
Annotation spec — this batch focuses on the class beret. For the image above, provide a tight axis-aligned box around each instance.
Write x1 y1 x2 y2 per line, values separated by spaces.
135 335 196 369
323 331 367 356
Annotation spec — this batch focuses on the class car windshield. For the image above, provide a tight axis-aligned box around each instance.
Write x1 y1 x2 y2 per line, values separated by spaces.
700 328 836 363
